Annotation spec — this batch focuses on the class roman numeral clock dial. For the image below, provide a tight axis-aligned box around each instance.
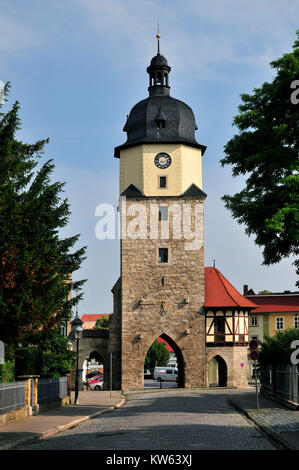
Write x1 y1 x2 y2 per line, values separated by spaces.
154 152 171 169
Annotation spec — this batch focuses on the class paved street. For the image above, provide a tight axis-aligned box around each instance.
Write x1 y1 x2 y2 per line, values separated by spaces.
144 379 178 389
18 389 277 450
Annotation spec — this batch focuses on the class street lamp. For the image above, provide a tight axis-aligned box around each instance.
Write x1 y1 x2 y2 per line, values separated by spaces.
71 314 84 405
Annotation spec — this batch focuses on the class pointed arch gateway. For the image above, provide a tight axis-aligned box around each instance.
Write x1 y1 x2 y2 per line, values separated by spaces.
160 334 185 388
208 355 227 387
144 333 185 388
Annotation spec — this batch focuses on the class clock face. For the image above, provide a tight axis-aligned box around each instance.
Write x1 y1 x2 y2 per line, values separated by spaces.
154 152 171 169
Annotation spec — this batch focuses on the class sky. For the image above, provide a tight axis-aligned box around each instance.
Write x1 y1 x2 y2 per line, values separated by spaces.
1 0 298 316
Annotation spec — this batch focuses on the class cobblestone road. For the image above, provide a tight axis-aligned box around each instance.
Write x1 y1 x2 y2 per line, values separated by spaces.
19 389 276 450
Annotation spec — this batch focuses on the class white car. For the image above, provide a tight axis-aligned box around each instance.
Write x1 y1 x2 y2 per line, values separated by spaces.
154 366 178 382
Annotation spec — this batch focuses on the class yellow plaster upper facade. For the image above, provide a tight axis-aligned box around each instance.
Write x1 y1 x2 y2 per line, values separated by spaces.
119 143 202 196
269 312 299 337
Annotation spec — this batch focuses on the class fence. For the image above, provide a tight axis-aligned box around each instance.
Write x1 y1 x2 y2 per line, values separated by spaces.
0 376 70 424
261 364 299 405
38 377 68 404
0 381 26 415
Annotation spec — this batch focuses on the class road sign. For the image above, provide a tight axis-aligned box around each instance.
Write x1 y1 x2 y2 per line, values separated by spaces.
249 339 258 350
249 350 259 361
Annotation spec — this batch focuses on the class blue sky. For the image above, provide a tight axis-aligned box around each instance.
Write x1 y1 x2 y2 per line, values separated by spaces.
1 0 298 316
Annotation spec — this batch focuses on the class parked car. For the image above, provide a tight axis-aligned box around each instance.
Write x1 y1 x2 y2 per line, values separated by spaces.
153 366 178 382
85 371 100 380
83 371 101 385
89 377 104 391
88 374 103 385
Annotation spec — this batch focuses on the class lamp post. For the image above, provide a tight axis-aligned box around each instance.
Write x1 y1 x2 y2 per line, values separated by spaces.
85 356 90 391
71 314 84 405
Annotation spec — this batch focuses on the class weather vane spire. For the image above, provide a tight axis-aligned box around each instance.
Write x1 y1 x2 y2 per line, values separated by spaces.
156 20 160 54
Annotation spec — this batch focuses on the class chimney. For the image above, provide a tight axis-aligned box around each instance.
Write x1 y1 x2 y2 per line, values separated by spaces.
243 285 248 296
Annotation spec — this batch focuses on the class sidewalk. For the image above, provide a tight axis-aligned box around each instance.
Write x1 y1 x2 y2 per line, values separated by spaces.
230 390 299 450
0 390 125 450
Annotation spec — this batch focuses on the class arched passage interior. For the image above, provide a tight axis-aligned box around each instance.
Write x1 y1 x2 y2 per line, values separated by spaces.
208 355 227 387
144 333 185 388
83 350 105 382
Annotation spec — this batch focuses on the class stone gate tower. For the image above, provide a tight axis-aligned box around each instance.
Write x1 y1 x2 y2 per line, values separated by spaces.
111 41 208 391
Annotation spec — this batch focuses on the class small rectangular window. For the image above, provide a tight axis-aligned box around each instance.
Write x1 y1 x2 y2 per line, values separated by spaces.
159 206 168 221
251 316 258 326
276 317 284 330
158 248 168 263
295 317 299 329
159 176 167 188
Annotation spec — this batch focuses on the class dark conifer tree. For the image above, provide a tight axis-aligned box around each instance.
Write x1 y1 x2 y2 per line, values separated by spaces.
0 85 86 348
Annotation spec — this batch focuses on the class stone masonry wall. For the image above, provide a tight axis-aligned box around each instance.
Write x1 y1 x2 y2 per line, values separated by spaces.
205 346 249 388
120 196 206 391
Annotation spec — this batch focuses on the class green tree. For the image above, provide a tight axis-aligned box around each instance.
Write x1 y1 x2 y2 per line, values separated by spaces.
220 31 299 283
94 314 112 330
0 85 87 349
144 339 170 373
259 328 299 366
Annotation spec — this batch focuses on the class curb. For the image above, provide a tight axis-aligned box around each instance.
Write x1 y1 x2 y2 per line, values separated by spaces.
0 394 126 451
229 399 298 451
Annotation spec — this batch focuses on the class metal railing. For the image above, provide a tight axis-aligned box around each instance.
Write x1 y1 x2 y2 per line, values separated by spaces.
38 377 68 404
261 364 299 404
0 381 26 414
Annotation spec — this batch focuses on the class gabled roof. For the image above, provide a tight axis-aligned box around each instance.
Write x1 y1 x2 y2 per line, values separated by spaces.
245 295 299 313
120 184 145 197
81 313 111 322
204 267 257 309
157 336 174 352
181 183 207 199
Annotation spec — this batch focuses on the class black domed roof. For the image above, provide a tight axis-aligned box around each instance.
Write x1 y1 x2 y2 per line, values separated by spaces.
114 51 207 158
150 53 169 67
122 95 198 144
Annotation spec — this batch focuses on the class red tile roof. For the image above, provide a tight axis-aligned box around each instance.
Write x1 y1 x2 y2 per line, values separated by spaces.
81 314 111 322
245 295 299 313
204 267 257 309
157 337 174 352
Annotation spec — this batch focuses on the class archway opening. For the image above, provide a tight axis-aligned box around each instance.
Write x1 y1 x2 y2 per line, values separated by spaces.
208 355 227 387
144 334 185 389
83 350 105 384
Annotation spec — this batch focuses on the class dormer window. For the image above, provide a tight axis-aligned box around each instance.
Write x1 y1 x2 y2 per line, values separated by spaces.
156 106 166 130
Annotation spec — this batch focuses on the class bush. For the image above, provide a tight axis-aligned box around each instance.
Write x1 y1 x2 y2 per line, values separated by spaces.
259 328 299 366
15 346 41 377
37 329 76 378
12 329 76 378
0 360 15 383
0 344 15 383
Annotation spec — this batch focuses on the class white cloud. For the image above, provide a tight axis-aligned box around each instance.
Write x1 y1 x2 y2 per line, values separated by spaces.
1 0 298 79
74 0 299 79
